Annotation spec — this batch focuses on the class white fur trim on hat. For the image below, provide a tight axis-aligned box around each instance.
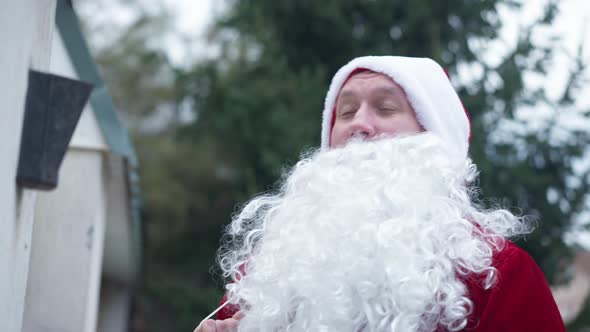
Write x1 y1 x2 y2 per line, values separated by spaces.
321 56 471 160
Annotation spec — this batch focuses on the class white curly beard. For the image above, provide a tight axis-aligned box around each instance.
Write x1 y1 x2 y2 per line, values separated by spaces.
218 133 529 332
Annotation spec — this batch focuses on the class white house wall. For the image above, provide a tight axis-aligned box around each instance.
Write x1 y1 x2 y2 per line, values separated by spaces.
21 13 140 332
23 149 107 332
0 1 56 331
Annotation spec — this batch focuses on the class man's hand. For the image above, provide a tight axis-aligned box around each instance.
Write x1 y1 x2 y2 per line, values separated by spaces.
193 311 244 332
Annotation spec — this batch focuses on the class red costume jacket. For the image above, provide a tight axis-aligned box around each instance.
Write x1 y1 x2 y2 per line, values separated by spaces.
216 241 565 331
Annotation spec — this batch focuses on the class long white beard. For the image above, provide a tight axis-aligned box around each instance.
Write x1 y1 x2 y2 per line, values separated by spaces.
218 133 530 332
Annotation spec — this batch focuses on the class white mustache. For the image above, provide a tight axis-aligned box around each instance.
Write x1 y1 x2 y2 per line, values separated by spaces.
344 132 369 146
352 131 369 139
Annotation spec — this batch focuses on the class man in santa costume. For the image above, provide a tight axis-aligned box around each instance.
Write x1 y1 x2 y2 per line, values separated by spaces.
195 56 565 331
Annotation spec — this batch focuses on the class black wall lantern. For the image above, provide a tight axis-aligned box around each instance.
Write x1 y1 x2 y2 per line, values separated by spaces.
16 69 93 190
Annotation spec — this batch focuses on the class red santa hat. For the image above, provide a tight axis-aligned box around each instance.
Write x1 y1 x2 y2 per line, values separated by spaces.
321 56 471 160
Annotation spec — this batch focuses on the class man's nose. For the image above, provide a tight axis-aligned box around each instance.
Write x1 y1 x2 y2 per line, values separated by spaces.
349 105 376 139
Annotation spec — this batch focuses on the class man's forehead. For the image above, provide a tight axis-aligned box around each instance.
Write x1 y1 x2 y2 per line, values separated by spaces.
346 70 392 82
338 70 405 96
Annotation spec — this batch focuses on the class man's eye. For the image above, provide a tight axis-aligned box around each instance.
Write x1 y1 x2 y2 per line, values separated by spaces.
338 108 356 119
378 106 398 113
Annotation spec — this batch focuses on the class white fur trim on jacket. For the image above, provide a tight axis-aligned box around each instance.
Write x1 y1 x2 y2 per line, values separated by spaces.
320 56 471 160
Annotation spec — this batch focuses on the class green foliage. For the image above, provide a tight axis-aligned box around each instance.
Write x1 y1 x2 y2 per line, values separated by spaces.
215 0 504 72
78 0 590 330
186 0 589 286
179 57 327 196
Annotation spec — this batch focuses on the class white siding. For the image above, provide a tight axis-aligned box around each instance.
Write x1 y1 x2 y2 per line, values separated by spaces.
0 1 56 331
23 150 107 332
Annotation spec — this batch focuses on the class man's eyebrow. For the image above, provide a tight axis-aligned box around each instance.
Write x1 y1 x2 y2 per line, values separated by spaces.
373 86 403 97
338 90 355 99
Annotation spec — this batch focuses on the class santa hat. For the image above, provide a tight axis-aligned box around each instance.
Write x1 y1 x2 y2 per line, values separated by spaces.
321 56 471 160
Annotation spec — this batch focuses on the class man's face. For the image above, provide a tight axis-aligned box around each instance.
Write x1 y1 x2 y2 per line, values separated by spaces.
330 71 424 148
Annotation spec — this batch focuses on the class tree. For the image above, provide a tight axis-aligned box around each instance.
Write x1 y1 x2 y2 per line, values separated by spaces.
77 0 590 330
182 0 589 327
186 0 589 280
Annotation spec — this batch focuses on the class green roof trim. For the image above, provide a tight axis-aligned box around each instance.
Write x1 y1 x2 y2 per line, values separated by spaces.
55 0 138 166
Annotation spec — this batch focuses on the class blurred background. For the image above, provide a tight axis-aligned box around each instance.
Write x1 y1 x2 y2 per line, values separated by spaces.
69 0 590 330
